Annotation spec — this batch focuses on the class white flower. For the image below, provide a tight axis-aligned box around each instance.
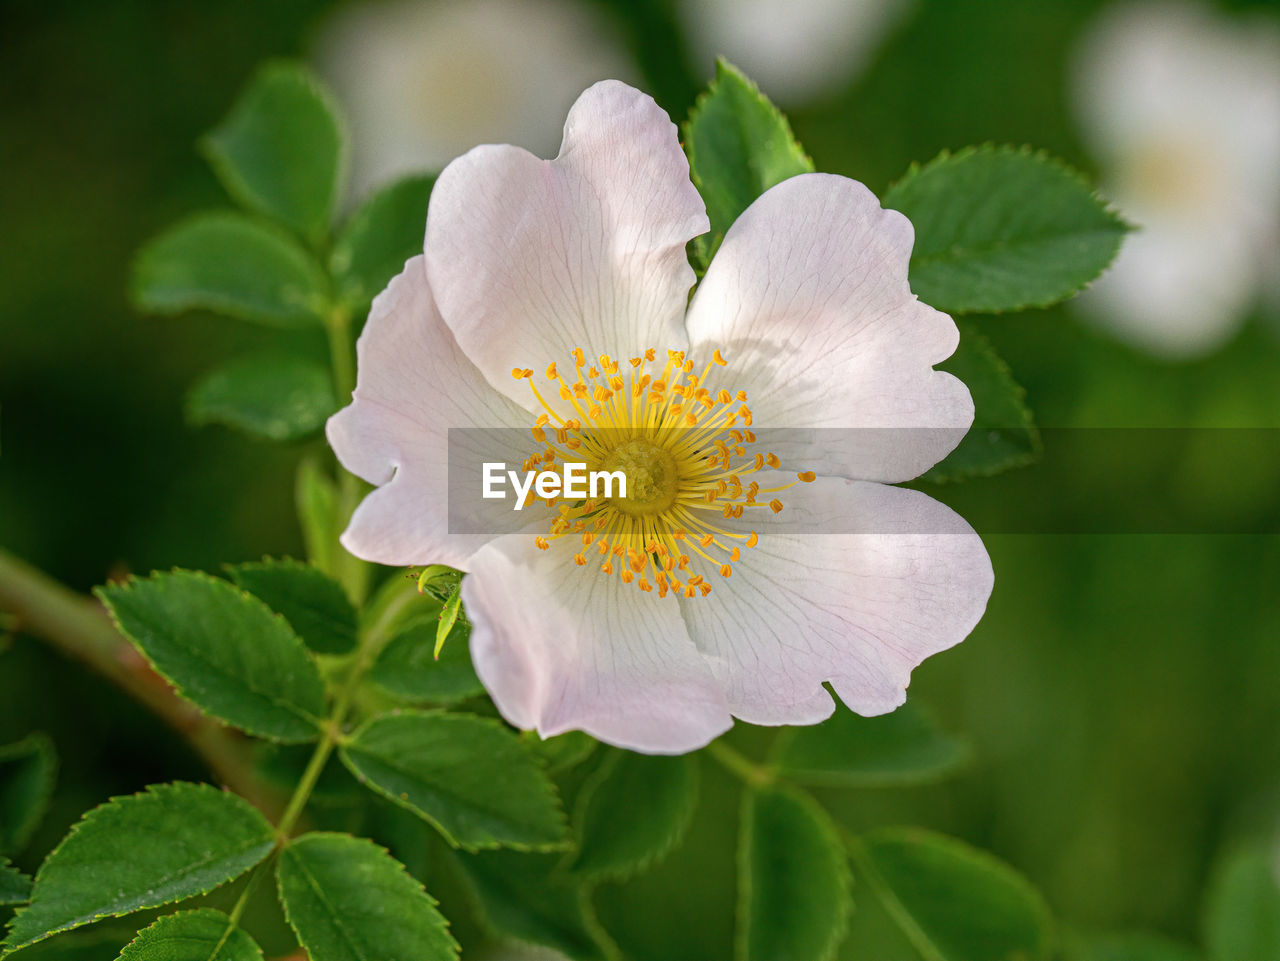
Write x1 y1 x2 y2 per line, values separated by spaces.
679 0 915 104
313 0 633 199
327 80 993 754
1071 0 1280 358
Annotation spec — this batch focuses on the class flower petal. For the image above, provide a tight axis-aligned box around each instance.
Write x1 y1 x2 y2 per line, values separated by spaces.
677 477 992 724
463 534 733 753
686 173 973 483
425 80 709 411
326 256 532 568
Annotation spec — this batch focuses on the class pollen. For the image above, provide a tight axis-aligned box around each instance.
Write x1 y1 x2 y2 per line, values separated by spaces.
514 346 808 598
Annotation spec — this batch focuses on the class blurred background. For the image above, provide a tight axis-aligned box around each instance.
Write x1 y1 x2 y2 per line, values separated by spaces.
2 0 1279 957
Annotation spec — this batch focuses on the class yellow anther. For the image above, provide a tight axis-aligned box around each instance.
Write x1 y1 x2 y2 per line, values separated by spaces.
512 367 532 379
746 531 759 548
717 389 732 404
574 553 587 566
753 453 765 470
535 537 550 551
573 348 585 367
744 430 756 442
798 471 816 482
639 578 653 592
713 349 727 366
545 362 558 380
700 533 715 548
621 569 634 584
720 564 732 578
601 561 614 575
769 499 784 514
765 453 781 469
531 427 545 443
699 582 713 596
645 348 656 361
581 532 594 546
630 356 643 367
730 547 741 562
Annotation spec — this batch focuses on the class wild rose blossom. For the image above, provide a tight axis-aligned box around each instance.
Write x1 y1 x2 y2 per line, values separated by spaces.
327 80 993 754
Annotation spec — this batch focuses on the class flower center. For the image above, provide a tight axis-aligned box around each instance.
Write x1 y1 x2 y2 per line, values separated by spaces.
599 439 678 516
511 347 814 598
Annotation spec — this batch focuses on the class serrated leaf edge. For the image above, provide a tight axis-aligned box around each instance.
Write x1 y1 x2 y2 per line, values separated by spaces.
2 783 274 953
337 710 570 854
95 570 327 743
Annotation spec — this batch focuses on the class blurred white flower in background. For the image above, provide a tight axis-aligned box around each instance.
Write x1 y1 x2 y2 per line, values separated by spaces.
1071 0 1280 359
313 0 633 199
678 0 915 104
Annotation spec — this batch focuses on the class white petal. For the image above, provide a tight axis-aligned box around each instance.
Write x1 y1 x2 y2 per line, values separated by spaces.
686 173 973 483
425 80 709 412
464 535 732 754
677 478 992 724
314 0 634 201
326 257 532 568
1074 209 1256 358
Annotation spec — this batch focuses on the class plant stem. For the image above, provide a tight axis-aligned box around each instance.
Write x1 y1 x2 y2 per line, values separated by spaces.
0 548 275 813
704 739 775 788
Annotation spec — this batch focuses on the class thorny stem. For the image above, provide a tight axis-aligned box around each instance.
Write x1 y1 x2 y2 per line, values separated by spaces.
0 548 275 814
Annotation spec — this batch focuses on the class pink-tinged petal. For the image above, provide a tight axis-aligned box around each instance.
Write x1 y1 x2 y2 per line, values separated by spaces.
326 256 532 569
685 173 973 483
463 535 732 754
678 477 992 724
425 80 709 411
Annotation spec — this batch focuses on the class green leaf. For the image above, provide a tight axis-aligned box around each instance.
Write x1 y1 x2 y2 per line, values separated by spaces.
684 59 813 266
924 321 1040 482
131 213 329 326
187 353 336 443
0 733 57 854
339 711 568 852
117 909 262 961
1204 845 1280 961
367 604 483 705
570 749 697 881
1065 930 1200 961
276 833 457 961
773 701 970 787
295 458 341 579
3 783 275 952
453 850 615 961
883 145 1128 314
96 571 326 742
737 786 851 961
331 175 435 312
202 62 345 242
528 731 597 773
227 559 356 656
854 827 1053 961
0 858 31 906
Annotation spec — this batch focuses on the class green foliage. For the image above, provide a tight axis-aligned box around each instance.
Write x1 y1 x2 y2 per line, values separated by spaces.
367 605 483 704
737 785 851 961
570 749 698 881
340 711 568 851
883 145 1128 314
453 850 615 961
227 558 357 656
276 833 457 961
331 175 435 313
202 63 345 242
117 909 262 961
926 321 1040 482
3 783 275 952
0 859 31 907
774 701 971 787
854 827 1054 961
0 734 57 854
186 353 336 443
1065 930 1201 961
131 213 329 327
295 458 342 578
96 571 326 742
1204 845 1280 961
529 731 598 773
684 59 813 266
